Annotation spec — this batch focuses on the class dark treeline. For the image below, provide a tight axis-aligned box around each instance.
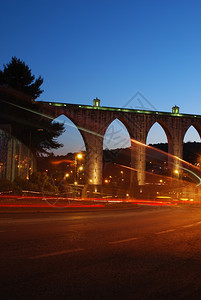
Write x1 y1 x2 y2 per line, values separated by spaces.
150 142 201 165
37 142 201 173
104 142 201 165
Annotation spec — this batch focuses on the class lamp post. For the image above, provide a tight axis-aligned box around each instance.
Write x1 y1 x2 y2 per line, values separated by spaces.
174 169 180 199
74 153 83 185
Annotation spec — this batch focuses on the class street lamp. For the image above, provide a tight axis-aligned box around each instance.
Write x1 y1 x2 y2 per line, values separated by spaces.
77 153 83 159
74 153 83 183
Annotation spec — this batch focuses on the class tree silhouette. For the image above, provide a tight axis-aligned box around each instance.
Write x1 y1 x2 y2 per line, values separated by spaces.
2 56 43 99
0 57 64 154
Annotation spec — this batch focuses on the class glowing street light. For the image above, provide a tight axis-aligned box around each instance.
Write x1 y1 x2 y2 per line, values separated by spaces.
74 153 83 183
77 153 83 159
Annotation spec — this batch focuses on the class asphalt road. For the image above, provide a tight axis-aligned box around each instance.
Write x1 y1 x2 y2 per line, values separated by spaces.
1 205 201 299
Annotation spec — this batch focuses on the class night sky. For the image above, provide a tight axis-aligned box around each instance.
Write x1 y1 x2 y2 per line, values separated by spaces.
1 0 201 154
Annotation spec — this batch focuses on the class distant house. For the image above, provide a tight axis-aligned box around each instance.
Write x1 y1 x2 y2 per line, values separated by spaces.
0 126 35 181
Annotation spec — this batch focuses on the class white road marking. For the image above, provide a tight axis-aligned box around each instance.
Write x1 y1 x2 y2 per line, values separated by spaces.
109 237 140 244
156 229 176 234
29 248 84 259
182 224 195 228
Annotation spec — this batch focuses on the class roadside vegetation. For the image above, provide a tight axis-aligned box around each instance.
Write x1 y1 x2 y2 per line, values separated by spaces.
0 172 58 195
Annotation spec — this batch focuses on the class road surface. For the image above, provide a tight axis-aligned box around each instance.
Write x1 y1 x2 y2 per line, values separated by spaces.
1 205 201 299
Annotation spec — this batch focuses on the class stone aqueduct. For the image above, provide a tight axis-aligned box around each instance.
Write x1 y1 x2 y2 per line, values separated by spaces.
41 99 201 193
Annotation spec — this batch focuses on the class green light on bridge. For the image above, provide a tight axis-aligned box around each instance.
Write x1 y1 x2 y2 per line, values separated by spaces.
53 103 64 107
48 102 67 107
48 102 201 119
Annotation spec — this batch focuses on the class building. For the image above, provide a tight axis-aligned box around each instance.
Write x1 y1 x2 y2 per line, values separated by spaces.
0 126 35 181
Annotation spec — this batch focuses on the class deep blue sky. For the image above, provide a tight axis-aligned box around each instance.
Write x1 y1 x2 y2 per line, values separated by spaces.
1 0 201 154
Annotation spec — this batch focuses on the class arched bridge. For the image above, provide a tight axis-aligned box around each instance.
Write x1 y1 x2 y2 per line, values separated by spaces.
40 99 201 194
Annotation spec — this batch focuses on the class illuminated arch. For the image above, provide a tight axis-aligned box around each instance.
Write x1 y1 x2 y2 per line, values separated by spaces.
146 121 171 145
146 122 171 174
102 118 131 197
183 125 201 143
52 114 86 155
103 118 131 150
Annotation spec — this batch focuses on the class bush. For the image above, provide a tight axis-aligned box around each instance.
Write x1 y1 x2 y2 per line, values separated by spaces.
0 178 14 192
30 172 59 194
14 172 59 194
14 177 30 190
15 176 39 192
12 184 22 195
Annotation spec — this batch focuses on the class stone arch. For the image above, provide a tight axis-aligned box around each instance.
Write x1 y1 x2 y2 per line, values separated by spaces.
103 118 131 150
146 120 173 155
51 113 104 196
182 125 201 165
51 114 87 155
183 124 201 142
146 120 172 146
145 121 170 183
146 120 174 174
103 114 132 141
102 118 132 198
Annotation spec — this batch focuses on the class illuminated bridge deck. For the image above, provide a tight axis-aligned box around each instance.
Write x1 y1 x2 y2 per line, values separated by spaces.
46 101 201 119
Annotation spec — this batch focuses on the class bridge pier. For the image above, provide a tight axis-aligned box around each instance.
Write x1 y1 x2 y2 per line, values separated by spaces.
168 125 183 176
130 136 146 198
130 148 139 198
135 143 146 186
171 137 183 182
82 132 103 197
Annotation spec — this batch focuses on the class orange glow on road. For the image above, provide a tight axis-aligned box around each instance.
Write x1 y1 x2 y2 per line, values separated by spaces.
0 204 105 208
1 194 201 207
50 159 74 165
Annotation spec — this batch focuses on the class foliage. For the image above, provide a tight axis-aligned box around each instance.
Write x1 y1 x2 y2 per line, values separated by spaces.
14 177 38 192
14 172 59 194
29 172 58 193
0 178 21 194
0 172 59 194
0 57 64 154
1 56 43 99
0 178 14 192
